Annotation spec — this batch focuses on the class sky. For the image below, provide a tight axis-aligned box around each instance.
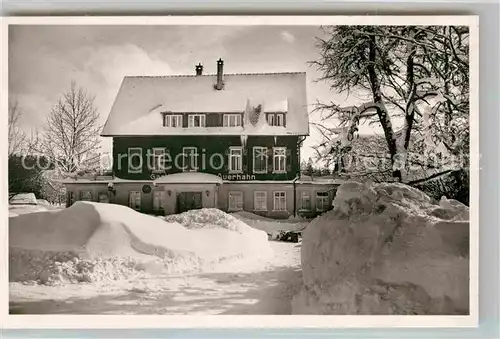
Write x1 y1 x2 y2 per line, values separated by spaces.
9 24 373 163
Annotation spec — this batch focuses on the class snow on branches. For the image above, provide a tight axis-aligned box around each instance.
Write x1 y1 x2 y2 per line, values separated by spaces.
311 25 469 182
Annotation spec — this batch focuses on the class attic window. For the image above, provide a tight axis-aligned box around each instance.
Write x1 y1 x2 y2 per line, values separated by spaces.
164 114 182 128
188 114 206 127
223 114 242 127
267 113 285 127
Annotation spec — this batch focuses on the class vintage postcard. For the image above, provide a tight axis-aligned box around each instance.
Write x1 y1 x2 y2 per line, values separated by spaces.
1 15 479 328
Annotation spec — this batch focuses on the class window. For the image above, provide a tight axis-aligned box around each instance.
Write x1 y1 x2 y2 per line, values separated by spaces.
229 147 243 173
98 192 109 203
129 191 141 210
276 113 284 126
152 148 165 172
188 114 206 127
267 114 275 126
128 148 143 173
228 191 243 211
80 190 92 202
273 191 287 211
273 147 286 173
316 192 329 212
223 114 242 127
165 114 182 128
267 113 285 126
153 191 166 212
300 191 311 210
253 146 268 173
182 147 198 171
254 191 267 211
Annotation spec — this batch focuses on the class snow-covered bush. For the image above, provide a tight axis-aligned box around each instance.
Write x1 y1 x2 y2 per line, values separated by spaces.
292 181 469 315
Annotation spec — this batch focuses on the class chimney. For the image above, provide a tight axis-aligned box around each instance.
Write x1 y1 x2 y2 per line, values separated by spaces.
195 63 203 76
215 58 224 90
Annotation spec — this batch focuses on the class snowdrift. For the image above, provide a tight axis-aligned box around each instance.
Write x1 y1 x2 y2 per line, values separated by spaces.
292 181 469 315
9 202 271 285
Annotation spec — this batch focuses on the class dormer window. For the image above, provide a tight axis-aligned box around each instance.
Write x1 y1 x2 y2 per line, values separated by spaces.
267 113 285 127
188 114 206 127
223 114 242 127
276 113 284 126
164 114 182 128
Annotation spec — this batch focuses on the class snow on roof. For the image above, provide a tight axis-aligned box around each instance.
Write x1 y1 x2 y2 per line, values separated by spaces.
153 172 223 184
101 72 309 137
9 193 37 205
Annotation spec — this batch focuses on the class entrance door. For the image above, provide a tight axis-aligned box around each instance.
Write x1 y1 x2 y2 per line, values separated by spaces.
177 192 202 213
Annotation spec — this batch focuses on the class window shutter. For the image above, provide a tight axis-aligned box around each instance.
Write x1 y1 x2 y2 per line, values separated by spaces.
286 148 292 172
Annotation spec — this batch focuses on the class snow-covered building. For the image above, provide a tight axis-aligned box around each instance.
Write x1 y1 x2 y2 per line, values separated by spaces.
63 59 341 218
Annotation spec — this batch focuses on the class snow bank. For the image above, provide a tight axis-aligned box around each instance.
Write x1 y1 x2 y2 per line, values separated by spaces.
163 208 273 258
9 204 49 215
292 181 469 315
9 203 272 285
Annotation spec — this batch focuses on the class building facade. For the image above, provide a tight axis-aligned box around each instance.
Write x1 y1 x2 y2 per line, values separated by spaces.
64 59 341 218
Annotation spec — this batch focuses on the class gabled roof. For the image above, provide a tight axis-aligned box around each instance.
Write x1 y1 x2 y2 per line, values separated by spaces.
101 72 309 137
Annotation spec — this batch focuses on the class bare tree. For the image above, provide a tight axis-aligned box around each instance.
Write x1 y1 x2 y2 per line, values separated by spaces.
39 81 101 175
8 99 27 156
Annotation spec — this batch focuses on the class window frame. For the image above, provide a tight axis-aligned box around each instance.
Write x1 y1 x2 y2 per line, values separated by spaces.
164 114 183 128
267 114 275 126
182 146 198 172
276 113 284 126
228 146 243 174
223 114 242 127
152 147 166 172
188 114 206 127
153 190 166 212
253 191 268 211
273 191 287 211
252 146 268 174
300 191 311 210
316 191 330 212
273 147 287 173
228 191 244 212
128 147 143 174
129 191 142 211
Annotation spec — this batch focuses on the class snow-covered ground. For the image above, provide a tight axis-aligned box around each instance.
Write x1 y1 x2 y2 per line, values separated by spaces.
9 205 304 315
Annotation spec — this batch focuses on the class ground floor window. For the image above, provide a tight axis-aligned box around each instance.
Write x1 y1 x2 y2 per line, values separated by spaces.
300 191 311 210
273 191 286 211
98 192 109 203
153 191 165 212
254 191 267 211
316 192 329 212
228 191 243 211
80 190 92 201
129 191 141 210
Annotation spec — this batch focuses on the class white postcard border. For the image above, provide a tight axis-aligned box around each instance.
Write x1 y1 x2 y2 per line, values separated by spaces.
0 15 480 329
